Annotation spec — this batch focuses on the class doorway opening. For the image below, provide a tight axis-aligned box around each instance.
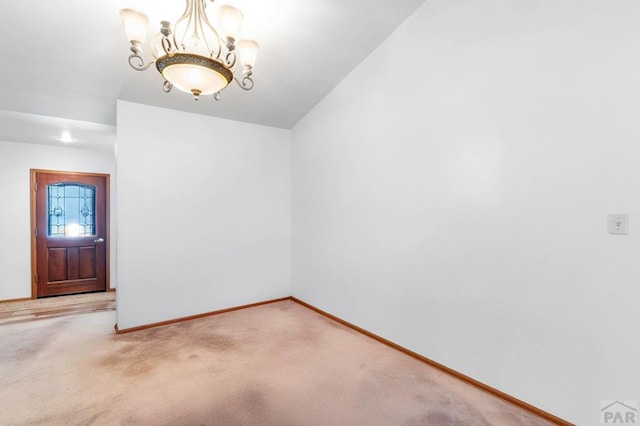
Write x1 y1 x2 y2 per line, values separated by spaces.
30 170 110 298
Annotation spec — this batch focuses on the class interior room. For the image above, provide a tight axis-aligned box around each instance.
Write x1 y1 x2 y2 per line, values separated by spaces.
1 0 638 424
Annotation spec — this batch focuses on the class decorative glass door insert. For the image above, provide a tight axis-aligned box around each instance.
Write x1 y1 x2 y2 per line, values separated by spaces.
47 183 96 237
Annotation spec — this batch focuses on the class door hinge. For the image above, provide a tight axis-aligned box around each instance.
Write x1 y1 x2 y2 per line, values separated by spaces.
34 228 38 237
35 273 38 284
34 181 38 191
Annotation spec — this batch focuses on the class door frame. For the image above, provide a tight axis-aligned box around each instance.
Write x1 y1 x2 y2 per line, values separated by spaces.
30 169 111 299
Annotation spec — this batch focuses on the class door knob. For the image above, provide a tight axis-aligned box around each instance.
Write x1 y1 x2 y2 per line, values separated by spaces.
94 238 105 243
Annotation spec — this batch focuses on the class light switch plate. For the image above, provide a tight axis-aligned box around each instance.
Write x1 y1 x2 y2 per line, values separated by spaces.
608 213 629 235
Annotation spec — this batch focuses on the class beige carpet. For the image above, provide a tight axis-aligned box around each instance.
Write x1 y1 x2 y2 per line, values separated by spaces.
0 300 554 425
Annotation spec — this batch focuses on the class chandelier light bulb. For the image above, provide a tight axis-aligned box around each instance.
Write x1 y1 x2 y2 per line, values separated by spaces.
216 5 244 44
238 39 260 69
120 9 149 44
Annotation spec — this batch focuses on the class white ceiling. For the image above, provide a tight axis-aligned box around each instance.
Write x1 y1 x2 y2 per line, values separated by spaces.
0 110 116 153
0 0 426 150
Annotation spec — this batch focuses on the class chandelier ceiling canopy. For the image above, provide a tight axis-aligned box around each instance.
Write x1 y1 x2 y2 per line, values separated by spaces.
120 0 259 102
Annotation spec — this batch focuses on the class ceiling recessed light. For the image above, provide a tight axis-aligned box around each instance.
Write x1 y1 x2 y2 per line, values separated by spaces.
57 131 76 143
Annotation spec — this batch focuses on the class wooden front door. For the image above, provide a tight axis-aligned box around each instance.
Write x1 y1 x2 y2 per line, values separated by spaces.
33 171 108 298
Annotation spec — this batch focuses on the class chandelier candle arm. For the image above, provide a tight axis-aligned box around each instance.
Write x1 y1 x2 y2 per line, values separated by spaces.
128 54 155 71
119 0 258 101
234 75 254 91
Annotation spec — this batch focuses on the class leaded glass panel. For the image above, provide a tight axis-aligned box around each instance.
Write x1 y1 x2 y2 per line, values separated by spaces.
47 183 96 237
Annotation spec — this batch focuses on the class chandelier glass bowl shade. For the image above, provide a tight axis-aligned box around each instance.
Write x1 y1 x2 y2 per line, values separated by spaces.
120 0 259 101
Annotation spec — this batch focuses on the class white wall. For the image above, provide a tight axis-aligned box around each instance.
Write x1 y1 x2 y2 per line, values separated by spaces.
0 140 116 300
291 1 640 423
116 101 291 330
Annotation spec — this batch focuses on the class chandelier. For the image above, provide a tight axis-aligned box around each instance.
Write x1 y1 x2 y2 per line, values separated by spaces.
120 0 259 101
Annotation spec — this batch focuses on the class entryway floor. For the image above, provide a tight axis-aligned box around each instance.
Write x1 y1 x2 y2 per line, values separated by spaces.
0 291 115 326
